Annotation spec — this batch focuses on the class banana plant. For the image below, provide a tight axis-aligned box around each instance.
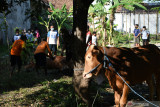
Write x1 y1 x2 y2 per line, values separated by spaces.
49 2 73 34
88 5 97 31
38 13 52 32
89 0 109 46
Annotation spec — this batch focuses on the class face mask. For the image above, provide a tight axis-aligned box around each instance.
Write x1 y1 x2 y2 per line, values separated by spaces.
16 33 19 36
51 28 54 31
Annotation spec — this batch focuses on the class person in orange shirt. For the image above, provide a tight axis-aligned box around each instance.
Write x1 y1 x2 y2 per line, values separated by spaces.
10 35 28 76
34 38 53 75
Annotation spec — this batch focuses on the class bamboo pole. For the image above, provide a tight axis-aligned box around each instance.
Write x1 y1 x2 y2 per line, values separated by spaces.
122 11 124 34
143 10 145 26
156 11 158 40
130 12 131 33
129 12 131 38
93 17 95 31
126 12 127 34
138 13 140 27
134 10 135 25
148 10 149 31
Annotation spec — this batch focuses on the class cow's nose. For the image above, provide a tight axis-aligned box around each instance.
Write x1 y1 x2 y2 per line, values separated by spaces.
83 72 92 78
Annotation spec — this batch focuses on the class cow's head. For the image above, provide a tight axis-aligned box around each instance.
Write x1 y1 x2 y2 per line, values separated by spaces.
83 45 104 78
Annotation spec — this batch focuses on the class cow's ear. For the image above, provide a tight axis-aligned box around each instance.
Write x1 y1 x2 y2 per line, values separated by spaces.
92 49 100 55
94 46 99 50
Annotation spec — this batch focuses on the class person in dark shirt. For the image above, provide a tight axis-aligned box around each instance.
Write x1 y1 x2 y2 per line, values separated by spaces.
133 24 141 47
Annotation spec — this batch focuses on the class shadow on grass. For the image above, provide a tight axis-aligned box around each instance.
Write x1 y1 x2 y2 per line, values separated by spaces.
0 66 73 94
24 81 79 107
23 79 115 107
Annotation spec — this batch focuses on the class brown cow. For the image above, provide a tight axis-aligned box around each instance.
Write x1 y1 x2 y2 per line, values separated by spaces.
83 44 160 107
24 56 72 73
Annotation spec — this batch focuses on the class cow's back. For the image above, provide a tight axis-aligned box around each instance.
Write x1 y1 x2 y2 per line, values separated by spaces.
107 44 160 84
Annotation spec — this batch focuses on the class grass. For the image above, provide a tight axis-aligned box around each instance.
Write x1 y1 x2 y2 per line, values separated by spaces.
0 45 9 57
0 66 81 106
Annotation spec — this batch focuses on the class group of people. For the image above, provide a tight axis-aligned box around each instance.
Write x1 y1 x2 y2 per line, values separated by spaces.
10 25 66 76
13 28 41 44
133 24 150 47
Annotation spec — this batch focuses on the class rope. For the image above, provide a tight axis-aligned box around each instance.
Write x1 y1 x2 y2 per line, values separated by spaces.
92 89 99 107
84 63 102 77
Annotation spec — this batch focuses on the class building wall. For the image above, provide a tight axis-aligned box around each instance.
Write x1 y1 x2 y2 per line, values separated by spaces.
0 0 31 44
114 13 160 34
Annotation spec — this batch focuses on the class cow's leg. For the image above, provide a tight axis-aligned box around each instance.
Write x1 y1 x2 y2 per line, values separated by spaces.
114 90 121 107
155 72 160 100
146 76 155 100
120 84 129 107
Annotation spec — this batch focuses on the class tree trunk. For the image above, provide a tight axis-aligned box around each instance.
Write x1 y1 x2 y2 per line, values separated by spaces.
72 0 93 106
102 16 106 46
3 11 9 49
109 8 115 45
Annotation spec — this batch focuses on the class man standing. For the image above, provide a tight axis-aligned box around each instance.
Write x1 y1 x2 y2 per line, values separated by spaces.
86 26 92 50
26 30 33 41
47 25 59 55
13 29 21 42
10 35 27 76
133 24 141 47
92 31 97 46
34 38 53 75
141 26 149 46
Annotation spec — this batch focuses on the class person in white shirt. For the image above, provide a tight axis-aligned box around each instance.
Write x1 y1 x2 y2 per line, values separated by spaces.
13 29 21 41
92 31 97 46
47 25 59 55
141 26 149 46
26 30 33 41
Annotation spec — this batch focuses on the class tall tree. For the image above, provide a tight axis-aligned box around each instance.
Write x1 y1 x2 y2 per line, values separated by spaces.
72 0 94 106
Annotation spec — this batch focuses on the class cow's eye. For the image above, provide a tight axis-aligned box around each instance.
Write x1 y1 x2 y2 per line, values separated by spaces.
88 56 91 59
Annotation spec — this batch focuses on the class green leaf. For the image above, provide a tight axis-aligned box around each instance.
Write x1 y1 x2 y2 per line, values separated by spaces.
49 2 55 11
39 22 45 25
